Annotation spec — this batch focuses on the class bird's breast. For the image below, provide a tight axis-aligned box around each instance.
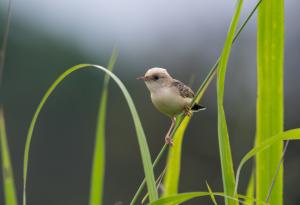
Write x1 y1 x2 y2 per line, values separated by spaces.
150 87 191 117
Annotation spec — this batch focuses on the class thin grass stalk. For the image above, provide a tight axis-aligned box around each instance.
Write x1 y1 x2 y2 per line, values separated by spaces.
256 0 284 204
217 0 243 204
141 167 166 204
89 49 118 205
129 1 262 203
0 108 18 205
265 141 289 203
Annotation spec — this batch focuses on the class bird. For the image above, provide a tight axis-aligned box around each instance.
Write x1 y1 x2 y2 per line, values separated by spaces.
137 67 206 145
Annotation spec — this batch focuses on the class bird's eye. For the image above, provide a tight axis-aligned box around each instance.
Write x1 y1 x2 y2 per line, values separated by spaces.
153 75 159 80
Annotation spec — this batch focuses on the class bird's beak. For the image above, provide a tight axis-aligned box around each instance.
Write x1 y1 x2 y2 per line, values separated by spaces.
137 76 146 80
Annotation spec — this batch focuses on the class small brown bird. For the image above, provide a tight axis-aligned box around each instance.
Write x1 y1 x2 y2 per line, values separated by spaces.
137 67 206 145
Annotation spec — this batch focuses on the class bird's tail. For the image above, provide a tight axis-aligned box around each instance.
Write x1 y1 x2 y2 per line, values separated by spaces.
191 103 206 112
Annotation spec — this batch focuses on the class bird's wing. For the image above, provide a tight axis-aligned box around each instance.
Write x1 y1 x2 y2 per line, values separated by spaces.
171 80 195 98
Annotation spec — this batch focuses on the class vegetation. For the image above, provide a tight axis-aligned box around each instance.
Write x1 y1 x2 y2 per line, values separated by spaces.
0 0 297 205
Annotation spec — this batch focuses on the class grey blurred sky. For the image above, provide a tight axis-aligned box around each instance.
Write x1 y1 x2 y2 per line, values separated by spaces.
1 0 298 74
1 0 298 56
8 0 262 58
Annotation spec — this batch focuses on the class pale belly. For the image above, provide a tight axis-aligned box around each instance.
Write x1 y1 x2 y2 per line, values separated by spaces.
150 88 191 117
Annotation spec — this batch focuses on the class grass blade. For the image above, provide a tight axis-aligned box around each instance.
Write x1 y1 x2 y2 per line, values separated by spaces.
216 1 243 204
0 2 17 204
206 181 218 205
0 108 18 205
162 116 189 196
266 140 289 203
235 129 300 194
141 167 166 204
89 49 118 205
244 173 254 205
23 64 158 205
147 192 266 205
256 0 284 204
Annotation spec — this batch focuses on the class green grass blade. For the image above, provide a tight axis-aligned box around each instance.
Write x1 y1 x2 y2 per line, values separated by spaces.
234 129 300 194
147 192 266 205
265 140 289 203
0 108 18 205
141 168 166 204
130 1 262 203
148 192 212 205
23 64 158 205
206 181 218 205
89 49 119 205
163 116 189 196
256 0 284 204
244 173 254 205
216 1 243 205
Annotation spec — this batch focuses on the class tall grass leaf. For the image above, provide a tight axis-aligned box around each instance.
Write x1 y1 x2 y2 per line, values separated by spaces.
130 1 262 203
216 0 243 204
163 116 189 196
256 0 284 204
0 108 18 205
244 173 254 205
147 192 266 205
234 128 300 195
23 64 158 205
89 49 118 205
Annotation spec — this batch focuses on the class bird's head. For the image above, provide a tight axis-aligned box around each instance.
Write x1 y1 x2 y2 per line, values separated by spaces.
137 67 172 92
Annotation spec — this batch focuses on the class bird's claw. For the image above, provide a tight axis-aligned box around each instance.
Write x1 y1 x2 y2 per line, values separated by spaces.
184 106 192 117
165 136 174 146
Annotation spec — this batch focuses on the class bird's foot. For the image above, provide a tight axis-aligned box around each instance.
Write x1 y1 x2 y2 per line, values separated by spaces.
184 106 192 117
165 136 174 146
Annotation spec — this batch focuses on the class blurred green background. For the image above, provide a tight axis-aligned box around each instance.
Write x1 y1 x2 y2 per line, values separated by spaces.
0 0 300 204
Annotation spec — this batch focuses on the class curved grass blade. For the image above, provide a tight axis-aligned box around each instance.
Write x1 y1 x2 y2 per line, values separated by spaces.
89 49 118 205
216 1 243 204
234 128 300 195
23 64 158 205
147 192 267 205
130 1 263 203
0 108 18 205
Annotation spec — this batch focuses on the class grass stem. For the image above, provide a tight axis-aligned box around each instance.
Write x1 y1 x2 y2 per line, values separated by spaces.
265 140 289 203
